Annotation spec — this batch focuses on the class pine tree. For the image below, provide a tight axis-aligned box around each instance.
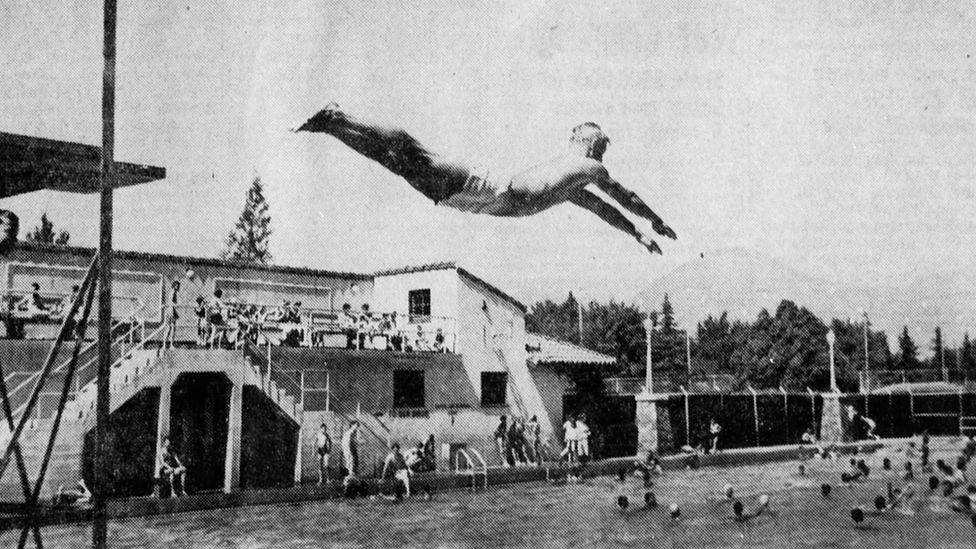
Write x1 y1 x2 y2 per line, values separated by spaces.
26 213 69 245
931 326 944 373
898 326 920 371
962 333 976 380
221 176 272 264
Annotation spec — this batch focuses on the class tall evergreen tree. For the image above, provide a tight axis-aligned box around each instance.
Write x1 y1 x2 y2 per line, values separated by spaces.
898 326 920 370
961 333 976 380
931 326 944 373
221 176 272 263
26 213 69 245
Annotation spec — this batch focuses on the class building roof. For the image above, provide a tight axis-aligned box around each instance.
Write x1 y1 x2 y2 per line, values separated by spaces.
525 332 615 366
0 132 166 198
374 262 527 313
13 241 371 281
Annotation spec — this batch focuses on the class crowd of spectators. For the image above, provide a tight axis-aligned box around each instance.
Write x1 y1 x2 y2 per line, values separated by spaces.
3 283 457 356
340 303 450 353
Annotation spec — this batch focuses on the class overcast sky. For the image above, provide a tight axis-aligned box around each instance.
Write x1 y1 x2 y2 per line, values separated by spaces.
1 0 974 312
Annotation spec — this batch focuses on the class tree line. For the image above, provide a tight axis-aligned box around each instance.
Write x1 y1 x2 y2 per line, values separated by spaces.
526 293 976 392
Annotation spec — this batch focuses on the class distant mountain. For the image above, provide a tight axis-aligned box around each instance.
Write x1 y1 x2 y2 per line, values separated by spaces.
635 248 976 354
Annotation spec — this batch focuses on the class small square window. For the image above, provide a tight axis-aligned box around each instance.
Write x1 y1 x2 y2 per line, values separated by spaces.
481 372 507 407
408 289 431 323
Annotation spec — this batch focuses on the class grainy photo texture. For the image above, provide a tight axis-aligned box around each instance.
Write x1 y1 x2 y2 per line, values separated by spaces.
1 1 976 547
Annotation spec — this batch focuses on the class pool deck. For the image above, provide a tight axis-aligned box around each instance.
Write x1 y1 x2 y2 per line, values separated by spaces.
0 439 882 532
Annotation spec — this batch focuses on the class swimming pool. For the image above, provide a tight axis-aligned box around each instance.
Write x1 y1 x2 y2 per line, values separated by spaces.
9 439 976 548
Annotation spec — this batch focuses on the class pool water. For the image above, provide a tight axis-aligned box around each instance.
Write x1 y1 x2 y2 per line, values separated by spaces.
9 440 976 548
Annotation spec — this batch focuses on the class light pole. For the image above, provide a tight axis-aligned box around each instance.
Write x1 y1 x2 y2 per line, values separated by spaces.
862 311 869 391
644 315 654 394
827 328 838 393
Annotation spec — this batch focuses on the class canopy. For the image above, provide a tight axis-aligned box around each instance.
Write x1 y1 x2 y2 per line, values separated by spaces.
0 132 165 198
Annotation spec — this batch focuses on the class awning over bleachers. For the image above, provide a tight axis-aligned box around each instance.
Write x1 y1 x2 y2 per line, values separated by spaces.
525 332 614 366
0 132 165 198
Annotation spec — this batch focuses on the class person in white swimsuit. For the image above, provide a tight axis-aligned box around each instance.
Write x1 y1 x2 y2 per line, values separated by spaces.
296 103 677 254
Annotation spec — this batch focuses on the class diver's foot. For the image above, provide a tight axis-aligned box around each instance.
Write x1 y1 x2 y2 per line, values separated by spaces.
295 102 342 133
639 234 662 255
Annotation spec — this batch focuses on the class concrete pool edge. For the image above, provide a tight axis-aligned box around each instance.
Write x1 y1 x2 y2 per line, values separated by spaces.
0 439 883 532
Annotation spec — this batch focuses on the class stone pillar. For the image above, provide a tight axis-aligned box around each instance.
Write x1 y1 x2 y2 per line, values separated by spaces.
820 392 844 444
224 376 243 493
155 374 172 454
635 392 669 455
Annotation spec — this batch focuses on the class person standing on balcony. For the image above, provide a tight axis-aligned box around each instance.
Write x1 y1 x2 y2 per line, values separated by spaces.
208 289 226 348
163 280 180 349
192 296 206 347
389 311 403 351
341 303 357 350
342 420 360 477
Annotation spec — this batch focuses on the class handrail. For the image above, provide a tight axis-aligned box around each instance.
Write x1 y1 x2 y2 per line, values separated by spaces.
468 448 488 490
9 310 150 420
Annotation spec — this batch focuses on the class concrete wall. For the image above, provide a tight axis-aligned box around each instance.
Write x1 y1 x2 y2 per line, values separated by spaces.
269 348 477 412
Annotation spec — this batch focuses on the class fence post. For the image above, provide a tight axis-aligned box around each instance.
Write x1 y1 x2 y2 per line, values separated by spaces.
908 386 915 434
748 385 759 447
806 387 817 438
680 385 689 447
779 386 788 442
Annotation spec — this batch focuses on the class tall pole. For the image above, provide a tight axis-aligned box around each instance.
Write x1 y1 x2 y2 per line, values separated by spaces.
862 312 869 391
686 332 692 383
94 0 116 547
827 329 838 393
644 316 653 394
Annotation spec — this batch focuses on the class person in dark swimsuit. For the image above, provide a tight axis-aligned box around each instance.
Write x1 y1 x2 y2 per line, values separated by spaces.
157 437 188 497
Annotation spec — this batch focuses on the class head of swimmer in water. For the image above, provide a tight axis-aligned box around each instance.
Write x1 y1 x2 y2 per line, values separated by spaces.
569 123 610 162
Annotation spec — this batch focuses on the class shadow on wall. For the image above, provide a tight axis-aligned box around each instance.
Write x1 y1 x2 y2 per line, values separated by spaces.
82 387 160 498
240 386 299 490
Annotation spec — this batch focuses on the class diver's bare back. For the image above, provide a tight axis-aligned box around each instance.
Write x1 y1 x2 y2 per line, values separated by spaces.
441 155 605 217
296 103 676 254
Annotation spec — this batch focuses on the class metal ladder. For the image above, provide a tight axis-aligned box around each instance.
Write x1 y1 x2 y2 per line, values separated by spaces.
455 448 488 491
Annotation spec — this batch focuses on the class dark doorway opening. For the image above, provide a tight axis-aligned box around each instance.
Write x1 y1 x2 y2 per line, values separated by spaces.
169 373 231 493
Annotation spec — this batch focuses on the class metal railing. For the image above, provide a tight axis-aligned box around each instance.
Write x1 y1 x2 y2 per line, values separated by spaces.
6 311 147 421
2 290 143 326
156 303 458 353
604 374 736 395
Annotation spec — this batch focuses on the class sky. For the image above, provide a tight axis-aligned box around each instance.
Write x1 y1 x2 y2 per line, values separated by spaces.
1 0 975 317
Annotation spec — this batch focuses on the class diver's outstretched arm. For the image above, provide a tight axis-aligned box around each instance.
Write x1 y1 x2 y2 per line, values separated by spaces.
594 176 677 240
570 189 661 255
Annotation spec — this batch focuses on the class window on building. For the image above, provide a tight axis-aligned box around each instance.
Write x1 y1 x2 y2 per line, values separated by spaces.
393 370 425 409
481 372 507 407
408 289 431 323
